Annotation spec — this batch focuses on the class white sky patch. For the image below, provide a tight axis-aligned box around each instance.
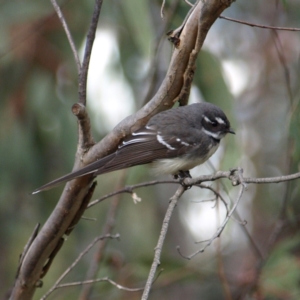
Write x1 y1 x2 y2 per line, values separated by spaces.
221 60 249 97
189 85 205 104
184 199 228 241
83 29 135 132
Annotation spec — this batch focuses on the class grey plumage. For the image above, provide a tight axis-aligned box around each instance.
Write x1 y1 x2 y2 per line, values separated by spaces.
32 103 234 194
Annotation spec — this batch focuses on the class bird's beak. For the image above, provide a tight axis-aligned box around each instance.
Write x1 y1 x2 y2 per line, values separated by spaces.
228 128 235 134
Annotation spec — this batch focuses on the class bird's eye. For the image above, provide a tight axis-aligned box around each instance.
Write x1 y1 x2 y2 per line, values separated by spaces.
211 121 218 127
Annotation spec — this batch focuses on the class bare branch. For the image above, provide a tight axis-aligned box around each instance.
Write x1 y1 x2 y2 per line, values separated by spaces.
141 185 186 300
50 0 81 73
219 15 300 31
41 234 120 300
79 0 104 106
72 103 95 151
243 172 300 184
185 0 194 7
15 224 40 281
205 162 266 260
88 169 300 210
87 179 178 208
178 169 247 259
184 169 300 186
195 183 230 216
79 171 126 299
51 277 143 292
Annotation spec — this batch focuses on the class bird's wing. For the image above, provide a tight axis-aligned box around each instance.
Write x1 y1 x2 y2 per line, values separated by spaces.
32 127 197 194
95 126 198 174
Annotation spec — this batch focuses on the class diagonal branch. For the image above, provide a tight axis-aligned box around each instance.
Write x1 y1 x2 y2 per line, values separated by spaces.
41 234 120 300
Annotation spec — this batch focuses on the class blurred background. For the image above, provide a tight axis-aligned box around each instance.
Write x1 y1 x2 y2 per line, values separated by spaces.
1 0 300 299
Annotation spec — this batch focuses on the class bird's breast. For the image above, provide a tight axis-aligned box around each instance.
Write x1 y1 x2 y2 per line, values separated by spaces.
151 142 219 175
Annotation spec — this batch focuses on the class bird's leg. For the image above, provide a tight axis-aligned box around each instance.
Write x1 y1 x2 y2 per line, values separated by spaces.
174 170 192 189
175 170 191 179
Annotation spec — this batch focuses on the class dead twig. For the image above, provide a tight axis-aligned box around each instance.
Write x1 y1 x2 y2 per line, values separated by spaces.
41 234 120 300
219 15 300 31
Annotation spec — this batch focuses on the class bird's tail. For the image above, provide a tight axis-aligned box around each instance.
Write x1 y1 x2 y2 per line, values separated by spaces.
32 154 115 194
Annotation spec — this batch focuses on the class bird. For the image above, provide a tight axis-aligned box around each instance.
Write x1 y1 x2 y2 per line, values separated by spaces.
32 102 234 194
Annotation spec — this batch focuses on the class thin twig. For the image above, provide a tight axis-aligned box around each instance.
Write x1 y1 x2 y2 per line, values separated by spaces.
48 277 143 292
216 194 233 300
219 15 300 32
50 0 81 73
41 234 119 300
87 170 300 209
184 0 194 7
79 0 104 106
87 180 178 208
243 172 300 184
161 0 166 18
178 169 247 259
206 162 264 259
79 171 126 299
141 185 185 300
195 183 230 216
185 170 300 186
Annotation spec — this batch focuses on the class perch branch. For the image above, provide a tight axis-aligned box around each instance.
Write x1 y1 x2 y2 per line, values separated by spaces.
88 170 300 209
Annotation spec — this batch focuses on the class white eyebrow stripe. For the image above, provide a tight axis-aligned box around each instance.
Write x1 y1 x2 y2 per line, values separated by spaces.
157 134 176 150
204 116 214 123
215 117 225 124
202 128 221 140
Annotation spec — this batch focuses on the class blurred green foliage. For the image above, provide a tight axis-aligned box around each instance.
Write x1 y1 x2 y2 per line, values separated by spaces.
1 0 300 299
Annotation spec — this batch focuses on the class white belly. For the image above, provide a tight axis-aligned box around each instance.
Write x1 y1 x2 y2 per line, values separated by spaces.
151 143 219 175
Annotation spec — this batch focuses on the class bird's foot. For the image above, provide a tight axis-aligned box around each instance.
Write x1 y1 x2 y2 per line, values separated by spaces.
174 170 192 189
